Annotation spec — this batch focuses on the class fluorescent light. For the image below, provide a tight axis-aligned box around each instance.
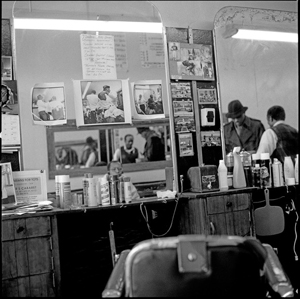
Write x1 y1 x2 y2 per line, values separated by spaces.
14 18 163 33
232 29 298 43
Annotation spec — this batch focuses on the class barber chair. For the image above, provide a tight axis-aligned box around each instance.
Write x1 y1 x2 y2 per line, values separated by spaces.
102 235 294 297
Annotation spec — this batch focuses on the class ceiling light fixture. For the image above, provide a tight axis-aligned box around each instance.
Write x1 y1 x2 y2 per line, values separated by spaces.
232 29 298 43
13 18 163 33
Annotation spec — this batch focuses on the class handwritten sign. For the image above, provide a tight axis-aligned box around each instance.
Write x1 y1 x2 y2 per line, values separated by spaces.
80 34 117 80
1 114 21 146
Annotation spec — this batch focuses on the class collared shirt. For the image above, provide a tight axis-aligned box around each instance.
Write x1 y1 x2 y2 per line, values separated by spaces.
113 147 138 163
224 115 265 154
256 121 283 156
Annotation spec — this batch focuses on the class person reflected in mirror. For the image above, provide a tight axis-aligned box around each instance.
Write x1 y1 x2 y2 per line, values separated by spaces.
36 94 51 121
224 99 265 154
203 136 217 147
80 137 99 167
138 94 146 114
145 94 156 115
256 105 298 164
106 160 140 200
56 147 79 169
86 90 101 123
113 134 139 164
137 127 165 161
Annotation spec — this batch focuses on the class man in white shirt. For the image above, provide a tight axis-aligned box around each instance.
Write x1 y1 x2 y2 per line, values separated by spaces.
256 105 298 164
86 90 100 123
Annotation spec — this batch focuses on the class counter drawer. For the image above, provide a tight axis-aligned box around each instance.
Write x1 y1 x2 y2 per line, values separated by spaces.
206 193 250 215
2 216 51 241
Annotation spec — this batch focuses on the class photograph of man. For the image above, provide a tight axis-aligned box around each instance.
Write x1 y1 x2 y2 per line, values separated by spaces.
223 99 265 154
80 136 99 167
86 90 100 123
113 134 139 164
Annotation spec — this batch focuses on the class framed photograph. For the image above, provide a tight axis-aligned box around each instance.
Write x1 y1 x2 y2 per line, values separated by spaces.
2 56 12 81
173 100 194 117
73 79 131 126
131 80 165 120
198 88 217 104
1 162 17 206
31 82 67 126
12 170 47 204
171 82 192 99
178 133 194 157
200 131 221 147
174 116 195 133
168 42 215 81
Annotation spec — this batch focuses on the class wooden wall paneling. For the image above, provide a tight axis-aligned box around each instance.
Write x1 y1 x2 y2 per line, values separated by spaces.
2 241 18 279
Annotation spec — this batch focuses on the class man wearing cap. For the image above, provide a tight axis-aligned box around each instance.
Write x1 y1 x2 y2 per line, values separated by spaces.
224 100 265 154
256 105 298 164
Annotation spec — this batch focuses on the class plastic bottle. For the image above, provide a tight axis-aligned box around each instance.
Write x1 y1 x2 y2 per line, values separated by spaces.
260 153 272 188
82 173 89 206
123 177 132 203
252 164 261 188
109 175 119 205
284 156 295 183
272 158 284 187
240 150 252 187
97 175 110 206
251 153 261 168
295 154 298 184
226 151 234 175
232 148 246 188
85 174 97 207
119 177 125 203
218 160 228 191
55 175 71 209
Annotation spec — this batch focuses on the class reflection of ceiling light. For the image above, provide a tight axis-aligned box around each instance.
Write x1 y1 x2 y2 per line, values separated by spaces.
232 29 298 43
14 18 163 33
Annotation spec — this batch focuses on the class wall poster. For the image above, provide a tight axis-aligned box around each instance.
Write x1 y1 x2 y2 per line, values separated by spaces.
168 42 215 81
198 88 217 104
200 131 221 147
178 133 194 157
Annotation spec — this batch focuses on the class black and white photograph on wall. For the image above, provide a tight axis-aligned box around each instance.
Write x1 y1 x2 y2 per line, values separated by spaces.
1 162 17 206
200 131 221 147
131 80 164 120
1 56 12 81
178 133 194 157
169 43 215 80
173 100 194 117
174 116 195 133
31 83 67 126
73 79 131 126
198 88 217 104
171 82 191 98
168 42 180 61
1 80 18 115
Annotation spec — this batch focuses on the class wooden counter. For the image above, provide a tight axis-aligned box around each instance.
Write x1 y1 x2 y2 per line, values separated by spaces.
0 187 268 297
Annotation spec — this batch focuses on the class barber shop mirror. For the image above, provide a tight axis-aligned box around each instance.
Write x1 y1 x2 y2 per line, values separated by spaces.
213 7 298 155
12 1 173 183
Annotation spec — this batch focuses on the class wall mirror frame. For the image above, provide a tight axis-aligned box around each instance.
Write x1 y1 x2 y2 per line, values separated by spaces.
213 6 298 139
12 1 175 185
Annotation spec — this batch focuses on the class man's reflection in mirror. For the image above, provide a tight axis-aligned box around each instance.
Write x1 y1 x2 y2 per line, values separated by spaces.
80 137 99 167
113 134 139 164
56 147 79 170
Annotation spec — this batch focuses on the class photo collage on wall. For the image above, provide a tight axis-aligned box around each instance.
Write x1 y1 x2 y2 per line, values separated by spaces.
168 42 215 81
171 82 195 134
200 131 221 147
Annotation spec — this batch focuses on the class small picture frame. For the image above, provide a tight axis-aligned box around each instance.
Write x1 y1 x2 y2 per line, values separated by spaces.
200 131 221 147
178 133 194 157
1 162 17 206
1 56 13 81
198 88 217 104
131 80 165 120
31 82 67 126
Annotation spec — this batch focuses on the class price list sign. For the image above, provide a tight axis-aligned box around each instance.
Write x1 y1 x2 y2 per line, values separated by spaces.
139 33 165 68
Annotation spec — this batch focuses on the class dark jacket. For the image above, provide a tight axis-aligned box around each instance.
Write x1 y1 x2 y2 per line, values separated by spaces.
143 130 165 161
224 115 265 154
271 123 299 164
120 146 138 164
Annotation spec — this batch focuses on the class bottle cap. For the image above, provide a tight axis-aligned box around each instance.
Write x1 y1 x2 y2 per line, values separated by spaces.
255 164 260 168
219 160 224 163
55 175 70 182
273 158 279 162
286 178 295 186
252 153 260 160
260 153 270 160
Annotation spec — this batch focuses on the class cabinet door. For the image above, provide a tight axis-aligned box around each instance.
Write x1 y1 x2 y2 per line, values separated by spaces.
206 193 252 236
2 216 57 297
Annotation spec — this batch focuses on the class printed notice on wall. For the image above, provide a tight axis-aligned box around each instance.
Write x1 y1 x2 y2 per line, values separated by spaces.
12 170 47 204
1 114 21 146
139 33 165 68
80 34 117 80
